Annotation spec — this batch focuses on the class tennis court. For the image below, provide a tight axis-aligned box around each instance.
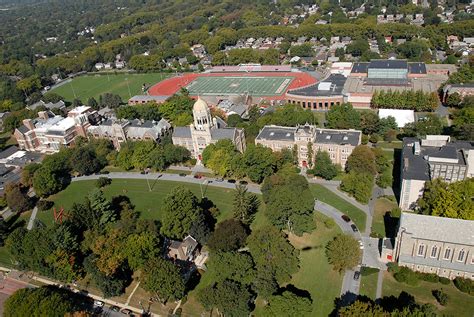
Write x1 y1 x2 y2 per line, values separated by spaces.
185 76 294 96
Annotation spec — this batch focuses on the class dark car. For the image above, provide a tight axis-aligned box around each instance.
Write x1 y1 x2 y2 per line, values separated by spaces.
353 271 360 280
351 224 358 232
194 174 203 179
228 179 236 183
341 215 351 223
239 180 248 185
110 305 120 312
179 173 187 177
215 178 224 182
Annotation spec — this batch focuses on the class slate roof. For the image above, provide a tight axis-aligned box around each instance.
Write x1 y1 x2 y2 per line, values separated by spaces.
351 62 369 73
399 212 474 245
314 129 361 146
172 126 192 138
16 125 30 134
0 146 20 159
256 126 296 141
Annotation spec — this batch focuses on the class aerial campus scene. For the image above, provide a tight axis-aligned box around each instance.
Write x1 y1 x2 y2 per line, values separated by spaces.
0 0 473 316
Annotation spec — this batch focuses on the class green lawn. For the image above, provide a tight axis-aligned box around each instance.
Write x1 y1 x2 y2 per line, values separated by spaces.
359 268 379 300
377 141 402 149
383 272 474 317
42 179 242 226
310 184 366 232
51 73 170 102
288 212 343 317
371 197 398 238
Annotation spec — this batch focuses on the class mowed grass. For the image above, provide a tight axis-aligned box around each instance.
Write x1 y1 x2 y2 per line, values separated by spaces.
310 184 366 232
372 197 398 238
382 271 474 317
287 212 344 317
41 179 241 226
359 269 379 300
51 73 170 102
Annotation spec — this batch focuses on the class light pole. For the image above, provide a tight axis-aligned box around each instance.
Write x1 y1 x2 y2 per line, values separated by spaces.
145 168 151 191
199 180 207 198
126 77 132 98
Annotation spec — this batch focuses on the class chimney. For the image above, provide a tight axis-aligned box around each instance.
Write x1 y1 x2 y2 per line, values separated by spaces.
22 119 35 131
37 111 49 120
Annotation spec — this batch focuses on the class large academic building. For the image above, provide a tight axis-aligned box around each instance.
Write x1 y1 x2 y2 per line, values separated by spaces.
394 212 474 280
172 97 246 160
255 124 361 168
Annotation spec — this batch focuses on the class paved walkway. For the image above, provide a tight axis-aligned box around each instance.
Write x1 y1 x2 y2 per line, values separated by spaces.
376 269 384 300
26 206 38 230
73 172 262 194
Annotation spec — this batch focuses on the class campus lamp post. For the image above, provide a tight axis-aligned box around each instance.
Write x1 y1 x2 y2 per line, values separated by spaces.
144 168 151 192
199 180 207 199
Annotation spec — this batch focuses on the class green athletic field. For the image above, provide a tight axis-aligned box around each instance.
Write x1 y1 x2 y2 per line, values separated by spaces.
185 76 294 96
51 73 170 102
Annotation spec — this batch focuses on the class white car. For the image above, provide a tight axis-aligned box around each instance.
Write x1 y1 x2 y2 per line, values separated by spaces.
358 240 364 249
93 300 105 307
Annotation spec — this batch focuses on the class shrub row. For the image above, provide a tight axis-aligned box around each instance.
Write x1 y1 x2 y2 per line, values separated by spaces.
388 263 450 286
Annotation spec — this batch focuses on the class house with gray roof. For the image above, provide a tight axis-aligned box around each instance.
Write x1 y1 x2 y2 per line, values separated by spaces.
27 100 66 111
394 212 474 280
255 125 361 168
399 136 474 210
172 98 246 160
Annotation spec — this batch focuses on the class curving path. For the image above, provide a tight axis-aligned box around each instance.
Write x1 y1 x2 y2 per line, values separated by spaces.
315 200 363 300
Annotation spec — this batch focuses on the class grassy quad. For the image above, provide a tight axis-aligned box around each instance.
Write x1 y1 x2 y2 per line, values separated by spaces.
371 197 399 238
382 271 474 316
310 184 367 232
21 179 348 316
51 73 170 103
38 179 240 226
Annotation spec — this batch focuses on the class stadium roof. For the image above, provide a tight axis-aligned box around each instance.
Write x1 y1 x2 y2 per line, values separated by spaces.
286 74 346 97
369 59 408 69
408 62 427 75
210 65 292 73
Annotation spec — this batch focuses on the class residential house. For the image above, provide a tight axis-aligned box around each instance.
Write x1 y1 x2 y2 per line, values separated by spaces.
27 100 66 112
166 235 208 270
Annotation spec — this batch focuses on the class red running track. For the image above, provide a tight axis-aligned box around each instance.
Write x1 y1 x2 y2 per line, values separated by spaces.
148 72 317 100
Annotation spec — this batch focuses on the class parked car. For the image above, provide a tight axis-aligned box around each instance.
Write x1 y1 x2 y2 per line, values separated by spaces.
215 178 224 182
341 215 351 222
239 180 248 185
110 305 120 312
120 308 133 315
93 300 104 307
228 179 236 183
351 224 358 232
194 174 203 179
179 173 187 177
353 271 360 280
358 240 364 249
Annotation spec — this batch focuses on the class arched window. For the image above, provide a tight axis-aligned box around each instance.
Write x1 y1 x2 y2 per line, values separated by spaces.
430 245 438 258
444 248 451 260
458 249 465 262
418 244 425 256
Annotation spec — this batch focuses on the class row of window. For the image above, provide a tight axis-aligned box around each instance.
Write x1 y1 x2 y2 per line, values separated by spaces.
289 100 341 110
417 244 471 263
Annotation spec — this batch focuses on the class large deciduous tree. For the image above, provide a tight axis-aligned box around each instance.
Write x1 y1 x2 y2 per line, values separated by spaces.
142 257 185 302
247 225 299 285
262 172 315 235
5 183 32 213
198 279 253 316
207 219 248 252
310 150 339 180
346 145 377 176
326 103 361 129
263 290 313 317
326 234 361 272
160 186 201 239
